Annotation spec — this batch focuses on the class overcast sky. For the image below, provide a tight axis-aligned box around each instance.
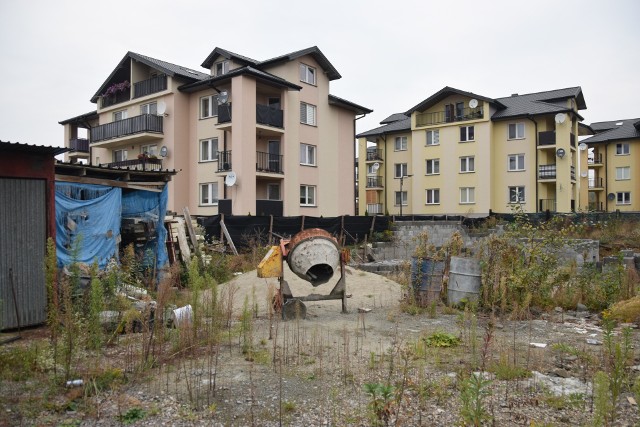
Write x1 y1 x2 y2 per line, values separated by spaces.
0 0 638 149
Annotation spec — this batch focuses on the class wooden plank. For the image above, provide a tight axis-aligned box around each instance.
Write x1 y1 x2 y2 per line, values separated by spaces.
182 207 200 255
55 174 165 192
174 217 192 262
220 220 238 255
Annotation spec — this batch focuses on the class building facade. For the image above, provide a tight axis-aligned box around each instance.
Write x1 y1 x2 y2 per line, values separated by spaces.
60 47 371 216
357 86 591 217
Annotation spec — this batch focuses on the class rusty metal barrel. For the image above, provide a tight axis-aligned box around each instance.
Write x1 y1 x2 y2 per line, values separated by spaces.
286 229 340 287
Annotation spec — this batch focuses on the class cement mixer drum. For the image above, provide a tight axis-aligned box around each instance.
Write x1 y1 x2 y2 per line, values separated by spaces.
286 229 340 286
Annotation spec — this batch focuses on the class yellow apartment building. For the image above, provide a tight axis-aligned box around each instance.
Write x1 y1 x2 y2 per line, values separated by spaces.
357 86 591 217
581 119 640 211
60 47 371 216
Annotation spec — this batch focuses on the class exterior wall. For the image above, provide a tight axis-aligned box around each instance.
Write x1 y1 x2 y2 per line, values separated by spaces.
604 138 640 211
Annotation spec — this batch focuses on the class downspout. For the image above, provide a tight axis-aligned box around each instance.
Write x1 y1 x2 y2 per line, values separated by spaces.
380 134 387 214
526 115 539 212
354 113 368 215
604 142 609 212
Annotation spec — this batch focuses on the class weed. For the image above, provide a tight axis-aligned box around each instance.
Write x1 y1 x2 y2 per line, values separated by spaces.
282 400 296 413
423 331 460 348
490 354 531 380
459 373 492 426
364 382 395 426
119 407 146 424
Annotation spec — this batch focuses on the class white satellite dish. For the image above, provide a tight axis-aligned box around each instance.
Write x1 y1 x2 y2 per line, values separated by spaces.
580 171 588 178
372 162 380 171
157 101 167 115
225 171 237 187
578 142 587 151
218 91 229 105
469 99 478 108
554 113 566 124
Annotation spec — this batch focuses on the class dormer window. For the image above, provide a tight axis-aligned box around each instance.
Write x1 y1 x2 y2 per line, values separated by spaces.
215 61 229 76
300 63 316 85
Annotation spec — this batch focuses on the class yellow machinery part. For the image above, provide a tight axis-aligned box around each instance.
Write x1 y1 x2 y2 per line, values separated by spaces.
257 245 283 278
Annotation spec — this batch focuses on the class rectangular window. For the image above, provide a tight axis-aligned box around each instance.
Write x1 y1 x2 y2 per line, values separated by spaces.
140 102 157 115
367 164 378 174
300 143 316 165
113 110 128 121
616 166 630 180
299 63 316 85
113 149 127 162
200 138 219 162
395 191 408 206
617 192 631 205
509 186 525 203
455 102 464 120
460 126 475 142
300 185 316 206
394 136 408 151
460 187 475 204
267 184 281 200
141 144 157 156
300 102 317 126
508 123 525 139
426 130 440 146
426 189 440 205
200 95 219 119
215 61 229 76
460 156 475 173
616 143 630 155
508 154 525 171
426 158 440 175
200 183 219 206
394 163 408 178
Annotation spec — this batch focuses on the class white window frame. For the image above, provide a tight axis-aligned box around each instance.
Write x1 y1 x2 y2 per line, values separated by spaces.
508 122 525 140
616 166 630 180
140 144 157 157
199 183 219 206
215 61 229 76
426 189 440 205
460 125 475 142
394 163 408 178
200 95 219 119
140 102 157 115
616 143 630 155
300 185 316 206
299 63 316 85
394 136 408 151
113 110 128 121
200 138 219 162
426 129 439 146
460 156 475 173
460 187 475 204
508 154 525 171
300 102 317 126
300 143 316 166
267 183 281 201
426 158 440 175
617 191 631 205
509 186 526 203
113 149 127 162
395 191 408 206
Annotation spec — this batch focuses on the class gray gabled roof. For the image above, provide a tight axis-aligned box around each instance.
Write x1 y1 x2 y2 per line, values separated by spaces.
589 119 629 133
356 116 411 138
179 66 303 92
328 94 372 115
58 110 99 125
405 87 504 115
380 113 409 124
581 119 640 144
258 46 341 80
492 87 586 120
0 140 69 156
201 47 259 69
90 51 209 103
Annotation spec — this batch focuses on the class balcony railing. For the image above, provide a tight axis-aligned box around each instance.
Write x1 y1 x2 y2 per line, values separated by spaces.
588 153 603 165
256 151 283 174
539 199 557 212
217 151 232 171
366 149 383 161
589 177 604 188
366 203 383 214
538 131 576 147
218 104 232 124
100 90 130 108
91 114 163 143
256 104 283 128
104 158 163 171
538 164 556 179
570 165 576 181
415 107 483 127
366 176 384 188
133 75 167 99
570 133 576 148
69 138 89 152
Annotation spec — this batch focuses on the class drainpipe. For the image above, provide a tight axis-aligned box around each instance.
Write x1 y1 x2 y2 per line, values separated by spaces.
604 142 609 212
525 116 539 212
354 113 368 215
380 134 387 214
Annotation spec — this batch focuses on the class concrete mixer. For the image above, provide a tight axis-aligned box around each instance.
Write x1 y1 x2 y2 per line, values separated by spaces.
257 228 350 319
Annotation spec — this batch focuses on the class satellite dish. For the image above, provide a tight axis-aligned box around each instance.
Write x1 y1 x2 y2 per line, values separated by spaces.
607 193 616 201
218 91 229 105
159 146 168 157
157 101 167 115
555 113 566 124
469 99 478 108
225 171 237 187
578 142 587 151
580 171 588 178
372 162 380 171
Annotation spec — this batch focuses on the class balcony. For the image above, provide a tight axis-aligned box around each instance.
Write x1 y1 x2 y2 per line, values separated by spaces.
539 199 557 212
68 138 89 153
256 151 283 174
133 75 167 99
588 177 604 189
217 151 232 171
256 104 283 128
571 165 576 181
366 203 384 214
366 176 384 188
104 158 163 171
538 131 576 147
588 153 603 166
218 104 232 124
91 114 163 144
366 149 383 161
538 164 556 179
100 90 130 108
415 107 483 127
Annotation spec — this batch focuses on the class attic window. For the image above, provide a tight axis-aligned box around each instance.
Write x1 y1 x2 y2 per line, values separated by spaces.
215 61 229 76
616 122 624 126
